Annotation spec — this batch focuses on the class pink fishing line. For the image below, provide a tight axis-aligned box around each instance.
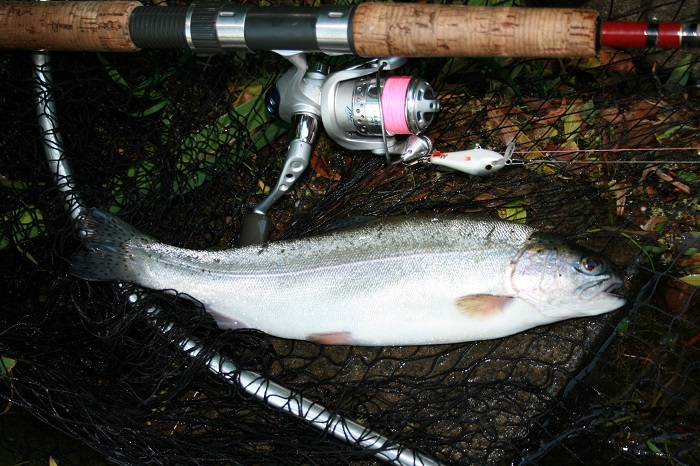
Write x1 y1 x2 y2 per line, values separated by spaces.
381 76 411 135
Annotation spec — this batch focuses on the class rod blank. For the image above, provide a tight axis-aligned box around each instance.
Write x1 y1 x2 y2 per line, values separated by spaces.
600 20 700 49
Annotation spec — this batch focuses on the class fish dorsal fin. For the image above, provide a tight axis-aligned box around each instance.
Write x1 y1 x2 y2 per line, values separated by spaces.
455 295 514 317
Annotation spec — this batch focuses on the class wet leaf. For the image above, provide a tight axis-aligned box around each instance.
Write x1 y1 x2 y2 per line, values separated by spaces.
616 317 629 335
680 275 700 286
575 55 603 71
676 250 700 275
310 150 342 181
563 100 594 144
0 207 47 263
676 171 699 183
497 201 527 223
598 48 636 76
1 357 15 375
665 54 693 88
233 82 263 108
534 99 567 126
655 170 691 194
664 279 697 315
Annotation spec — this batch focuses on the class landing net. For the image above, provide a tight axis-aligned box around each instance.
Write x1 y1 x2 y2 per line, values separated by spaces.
1 0 698 464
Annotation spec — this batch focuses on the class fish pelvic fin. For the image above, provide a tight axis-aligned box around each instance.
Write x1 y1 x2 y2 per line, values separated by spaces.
306 331 353 345
70 208 155 283
455 294 514 318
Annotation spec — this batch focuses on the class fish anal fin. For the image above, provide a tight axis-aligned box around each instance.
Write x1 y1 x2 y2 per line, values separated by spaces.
455 294 514 318
307 331 353 345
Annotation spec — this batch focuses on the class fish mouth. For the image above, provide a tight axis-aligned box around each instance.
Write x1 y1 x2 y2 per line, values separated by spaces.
579 276 625 301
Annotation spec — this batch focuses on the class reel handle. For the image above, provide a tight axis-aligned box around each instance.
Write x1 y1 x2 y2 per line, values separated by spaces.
239 113 319 246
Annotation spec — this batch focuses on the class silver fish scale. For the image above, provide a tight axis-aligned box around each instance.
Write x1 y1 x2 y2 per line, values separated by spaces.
137 215 538 277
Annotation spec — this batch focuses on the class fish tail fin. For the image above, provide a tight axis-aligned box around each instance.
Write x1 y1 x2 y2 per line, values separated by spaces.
70 208 155 283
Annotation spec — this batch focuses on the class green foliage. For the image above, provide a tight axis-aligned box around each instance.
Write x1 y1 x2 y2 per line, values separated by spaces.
0 206 46 264
1 357 15 376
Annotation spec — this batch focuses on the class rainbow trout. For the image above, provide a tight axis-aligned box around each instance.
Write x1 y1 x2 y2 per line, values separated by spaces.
70 209 625 346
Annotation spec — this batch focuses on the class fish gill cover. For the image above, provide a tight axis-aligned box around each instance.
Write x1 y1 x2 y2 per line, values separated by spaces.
0 0 698 464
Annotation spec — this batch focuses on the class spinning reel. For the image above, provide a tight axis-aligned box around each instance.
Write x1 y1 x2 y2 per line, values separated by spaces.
239 53 512 246
267 55 439 156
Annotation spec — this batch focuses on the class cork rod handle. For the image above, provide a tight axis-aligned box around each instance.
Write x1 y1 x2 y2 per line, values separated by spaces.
0 1 141 52
0 1 601 57
351 3 599 58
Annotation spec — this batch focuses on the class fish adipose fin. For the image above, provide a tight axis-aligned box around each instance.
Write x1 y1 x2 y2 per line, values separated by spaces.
455 294 514 317
306 331 353 345
70 208 154 283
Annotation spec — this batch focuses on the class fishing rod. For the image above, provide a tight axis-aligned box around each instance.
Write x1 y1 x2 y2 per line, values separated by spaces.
9 1 698 246
1 1 698 55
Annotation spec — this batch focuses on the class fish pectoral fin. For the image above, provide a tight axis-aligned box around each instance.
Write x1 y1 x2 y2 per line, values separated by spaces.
455 294 514 317
307 331 353 345
216 319 250 330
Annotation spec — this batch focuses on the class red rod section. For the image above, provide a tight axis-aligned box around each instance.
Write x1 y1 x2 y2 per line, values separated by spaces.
600 21 699 49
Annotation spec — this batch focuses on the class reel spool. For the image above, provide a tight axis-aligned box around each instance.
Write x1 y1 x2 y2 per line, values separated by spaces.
334 75 439 137
265 56 440 154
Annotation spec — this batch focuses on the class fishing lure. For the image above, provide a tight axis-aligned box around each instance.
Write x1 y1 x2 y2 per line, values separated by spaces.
400 141 516 176
426 142 516 176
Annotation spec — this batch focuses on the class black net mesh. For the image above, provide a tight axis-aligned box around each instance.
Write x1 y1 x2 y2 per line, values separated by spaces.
1 0 699 465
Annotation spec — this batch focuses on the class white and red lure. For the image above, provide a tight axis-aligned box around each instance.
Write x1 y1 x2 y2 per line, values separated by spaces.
428 142 516 176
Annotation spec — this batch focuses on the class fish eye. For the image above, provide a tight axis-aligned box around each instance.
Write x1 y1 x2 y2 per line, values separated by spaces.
580 256 602 275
